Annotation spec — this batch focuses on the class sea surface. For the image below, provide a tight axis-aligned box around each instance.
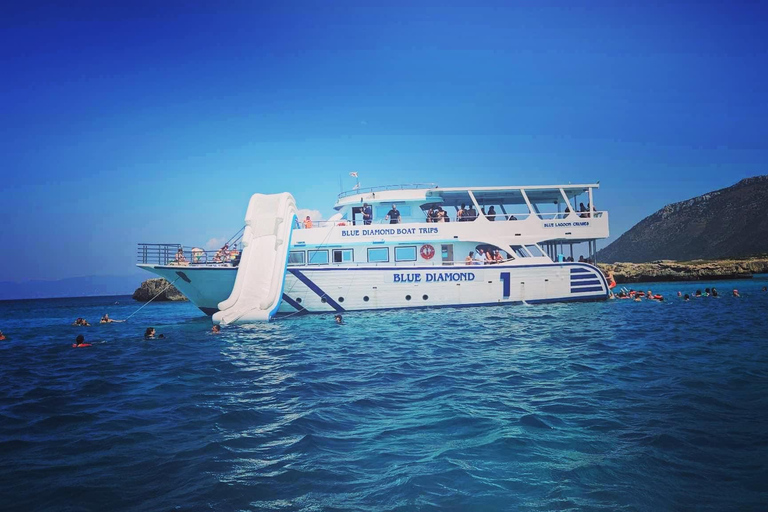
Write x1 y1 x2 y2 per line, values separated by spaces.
1 278 767 511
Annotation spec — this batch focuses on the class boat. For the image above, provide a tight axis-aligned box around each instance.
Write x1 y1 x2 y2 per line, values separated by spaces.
137 183 610 323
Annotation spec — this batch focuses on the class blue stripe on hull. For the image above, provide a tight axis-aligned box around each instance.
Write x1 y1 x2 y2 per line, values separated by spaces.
287 269 346 312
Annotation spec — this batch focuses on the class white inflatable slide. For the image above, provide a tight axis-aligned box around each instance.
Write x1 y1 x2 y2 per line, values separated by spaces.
212 192 297 325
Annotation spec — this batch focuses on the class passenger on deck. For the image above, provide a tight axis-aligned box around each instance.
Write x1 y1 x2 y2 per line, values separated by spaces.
481 207 486 218
174 248 188 265
303 216 313 229
507 214 518 221
362 203 372 225
578 255 586 263
487 206 496 221
472 249 484 265
579 203 587 218
385 204 401 224
213 243 230 263
437 209 447 222
457 204 466 222
467 205 477 221
428 206 439 223
495 250 504 264
100 314 114 324
465 252 474 264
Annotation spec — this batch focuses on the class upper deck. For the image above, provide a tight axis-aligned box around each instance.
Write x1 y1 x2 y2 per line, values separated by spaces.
329 183 608 244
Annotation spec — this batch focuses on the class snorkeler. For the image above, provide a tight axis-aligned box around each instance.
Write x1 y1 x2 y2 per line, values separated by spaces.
144 327 156 339
334 314 344 325
72 334 91 348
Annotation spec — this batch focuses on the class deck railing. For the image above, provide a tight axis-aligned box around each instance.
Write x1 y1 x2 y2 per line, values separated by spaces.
137 243 241 266
337 183 438 199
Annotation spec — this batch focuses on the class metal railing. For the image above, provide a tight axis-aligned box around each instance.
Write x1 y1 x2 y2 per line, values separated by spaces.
137 243 242 266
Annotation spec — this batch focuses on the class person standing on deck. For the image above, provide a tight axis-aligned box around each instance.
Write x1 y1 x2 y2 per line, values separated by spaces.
362 203 372 225
385 204 401 224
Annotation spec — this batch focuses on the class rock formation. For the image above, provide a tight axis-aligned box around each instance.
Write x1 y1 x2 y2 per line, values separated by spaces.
598 259 768 284
597 175 768 263
132 278 188 302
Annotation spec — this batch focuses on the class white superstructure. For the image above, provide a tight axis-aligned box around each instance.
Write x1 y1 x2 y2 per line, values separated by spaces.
137 183 610 321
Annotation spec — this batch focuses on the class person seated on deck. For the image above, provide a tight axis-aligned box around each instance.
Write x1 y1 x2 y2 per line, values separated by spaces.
429 206 440 223
362 203 372 225
579 203 588 218
507 214 518 221
100 314 114 324
472 249 484 265
487 206 496 221
437 209 447 222
465 252 474 265
578 255 586 263
467 205 477 221
481 207 487 218
174 248 188 265
303 216 313 229
385 204 401 224
456 204 466 222
495 250 505 263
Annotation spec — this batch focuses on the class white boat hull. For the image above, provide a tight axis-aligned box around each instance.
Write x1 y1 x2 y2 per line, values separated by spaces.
138 262 609 317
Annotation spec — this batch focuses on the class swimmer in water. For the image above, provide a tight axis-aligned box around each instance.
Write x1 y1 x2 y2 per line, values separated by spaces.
733 289 740 297
0 331 6 341
711 288 719 297
763 286 767 292
677 291 682 297
72 318 91 326
684 294 690 301
211 325 221 334
144 327 156 339
72 334 91 348
334 314 344 325
100 313 114 324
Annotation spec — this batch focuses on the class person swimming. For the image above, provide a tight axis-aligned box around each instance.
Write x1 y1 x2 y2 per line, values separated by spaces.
684 294 690 301
72 334 91 348
100 314 114 324
0 331 6 341
144 327 156 339
334 314 344 325
733 289 740 297
72 318 91 326
211 325 221 334
711 288 719 297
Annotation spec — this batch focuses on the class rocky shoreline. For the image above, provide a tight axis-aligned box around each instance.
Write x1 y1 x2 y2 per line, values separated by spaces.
132 278 188 302
597 258 768 284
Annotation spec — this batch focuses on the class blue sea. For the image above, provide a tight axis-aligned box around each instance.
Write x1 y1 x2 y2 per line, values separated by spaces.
1 278 767 511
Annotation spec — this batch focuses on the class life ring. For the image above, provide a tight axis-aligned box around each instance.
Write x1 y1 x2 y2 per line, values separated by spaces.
420 244 435 260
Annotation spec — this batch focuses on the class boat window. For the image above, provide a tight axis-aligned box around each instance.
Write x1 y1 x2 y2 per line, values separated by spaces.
525 244 545 257
510 245 530 258
333 249 354 263
395 246 417 262
375 205 412 219
288 251 305 266
367 247 389 263
307 250 329 265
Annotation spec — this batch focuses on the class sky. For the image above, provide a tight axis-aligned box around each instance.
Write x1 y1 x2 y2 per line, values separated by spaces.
2 0 767 283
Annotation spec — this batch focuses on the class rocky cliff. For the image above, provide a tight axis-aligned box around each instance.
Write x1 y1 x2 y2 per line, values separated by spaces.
132 278 188 302
596 175 768 263
598 258 768 284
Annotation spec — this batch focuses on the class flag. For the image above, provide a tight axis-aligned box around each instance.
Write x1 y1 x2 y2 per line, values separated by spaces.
349 172 358 178
353 183 360 189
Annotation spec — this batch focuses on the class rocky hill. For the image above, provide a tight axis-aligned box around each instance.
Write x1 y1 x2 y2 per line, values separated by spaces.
132 278 187 302
597 175 768 263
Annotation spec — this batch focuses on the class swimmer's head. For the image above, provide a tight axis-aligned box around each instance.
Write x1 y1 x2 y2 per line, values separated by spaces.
76 334 85 345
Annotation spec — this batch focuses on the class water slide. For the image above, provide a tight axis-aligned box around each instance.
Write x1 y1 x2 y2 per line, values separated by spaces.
212 193 297 325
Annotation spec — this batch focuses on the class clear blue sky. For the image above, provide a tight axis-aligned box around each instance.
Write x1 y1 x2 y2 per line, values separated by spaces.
2 1 767 281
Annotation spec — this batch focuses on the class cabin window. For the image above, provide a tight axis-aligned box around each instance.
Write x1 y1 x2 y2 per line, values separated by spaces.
525 244 545 257
333 249 354 263
288 251 305 266
367 247 389 263
307 250 329 265
510 245 530 258
375 205 412 218
395 246 417 262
